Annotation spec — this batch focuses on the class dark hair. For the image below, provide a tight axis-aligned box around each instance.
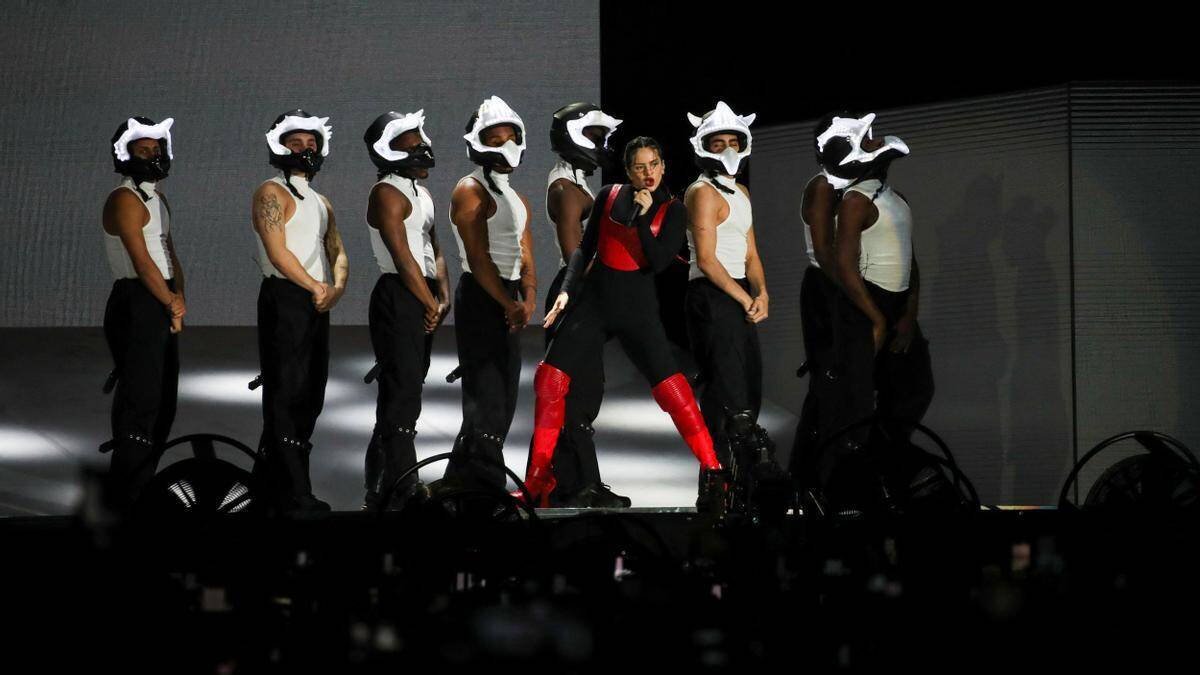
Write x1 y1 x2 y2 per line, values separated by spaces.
623 136 663 168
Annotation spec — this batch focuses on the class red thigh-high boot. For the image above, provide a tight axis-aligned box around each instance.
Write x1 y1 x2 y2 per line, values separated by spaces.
651 373 721 470
652 373 728 512
516 362 571 506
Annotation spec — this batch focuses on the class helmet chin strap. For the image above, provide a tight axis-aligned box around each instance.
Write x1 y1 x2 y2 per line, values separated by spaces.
569 158 595 177
706 168 736 195
388 167 421 193
481 166 504 196
283 174 303 199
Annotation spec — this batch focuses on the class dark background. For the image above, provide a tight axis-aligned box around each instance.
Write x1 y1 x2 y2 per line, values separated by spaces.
598 2 1195 192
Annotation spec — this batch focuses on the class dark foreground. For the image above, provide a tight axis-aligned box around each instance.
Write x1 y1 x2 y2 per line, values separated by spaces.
3 505 1197 672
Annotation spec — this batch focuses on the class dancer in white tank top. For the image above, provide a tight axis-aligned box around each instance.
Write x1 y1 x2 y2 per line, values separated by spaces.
359 109 451 511
438 96 537 493
250 109 349 514
820 112 935 512
683 101 788 513
100 115 185 509
792 113 856 492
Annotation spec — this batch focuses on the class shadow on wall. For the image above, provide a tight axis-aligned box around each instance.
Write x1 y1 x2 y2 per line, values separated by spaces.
928 171 1071 506
1001 194 1071 505
930 173 1007 504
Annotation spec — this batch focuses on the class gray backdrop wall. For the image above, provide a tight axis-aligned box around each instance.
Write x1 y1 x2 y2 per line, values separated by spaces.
753 83 1200 505
1070 85 1200 497
0 0 599 326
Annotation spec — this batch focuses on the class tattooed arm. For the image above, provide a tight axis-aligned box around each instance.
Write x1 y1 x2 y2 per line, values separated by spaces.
252 181 328 307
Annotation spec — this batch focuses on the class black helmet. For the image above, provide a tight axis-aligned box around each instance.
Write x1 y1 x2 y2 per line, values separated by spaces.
111 116 173 184
364 110 434 178
549 102 623 174
266 109 332 178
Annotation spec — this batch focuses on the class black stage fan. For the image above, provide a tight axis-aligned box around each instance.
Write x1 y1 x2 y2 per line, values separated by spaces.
134 434 258 516
382 452 538 525
1059 431 1200 512
814 416 980 517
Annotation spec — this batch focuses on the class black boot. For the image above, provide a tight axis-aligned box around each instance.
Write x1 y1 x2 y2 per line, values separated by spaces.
740 423 792 522
391 479 432 512
362 430 385 511
443 431 506 491
363 425 423 511
293 438 331 513
823 439 874 518
724 409 789 519
563 483 632 508
106 431 160 511
696 468 731 514
382 425 420 510
261 435 330 514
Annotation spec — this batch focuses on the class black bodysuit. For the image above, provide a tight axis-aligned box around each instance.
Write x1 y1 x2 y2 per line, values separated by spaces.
546 184 688 384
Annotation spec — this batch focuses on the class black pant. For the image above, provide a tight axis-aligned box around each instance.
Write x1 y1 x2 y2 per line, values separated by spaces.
256 277 330 501
656 258 694 360
819 280 935 491
445 272 522 489
103 278 179 506
366 275 436 498
685 277 762 466
547 264 679 385
791 266 841 485
540 267 604 498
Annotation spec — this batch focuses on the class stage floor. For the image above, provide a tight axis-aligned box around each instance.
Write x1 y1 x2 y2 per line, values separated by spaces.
0 326 802 516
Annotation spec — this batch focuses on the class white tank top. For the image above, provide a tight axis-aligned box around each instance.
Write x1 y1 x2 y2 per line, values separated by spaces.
845 179 912 292
368 174 437 278
802 173 824 268
546 159 594 268
104 178 173 280
451 166 527 280
686 174 752 281
254 174 329 283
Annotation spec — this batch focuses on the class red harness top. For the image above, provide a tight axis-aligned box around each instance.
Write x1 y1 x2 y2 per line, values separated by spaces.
597 185 674 271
